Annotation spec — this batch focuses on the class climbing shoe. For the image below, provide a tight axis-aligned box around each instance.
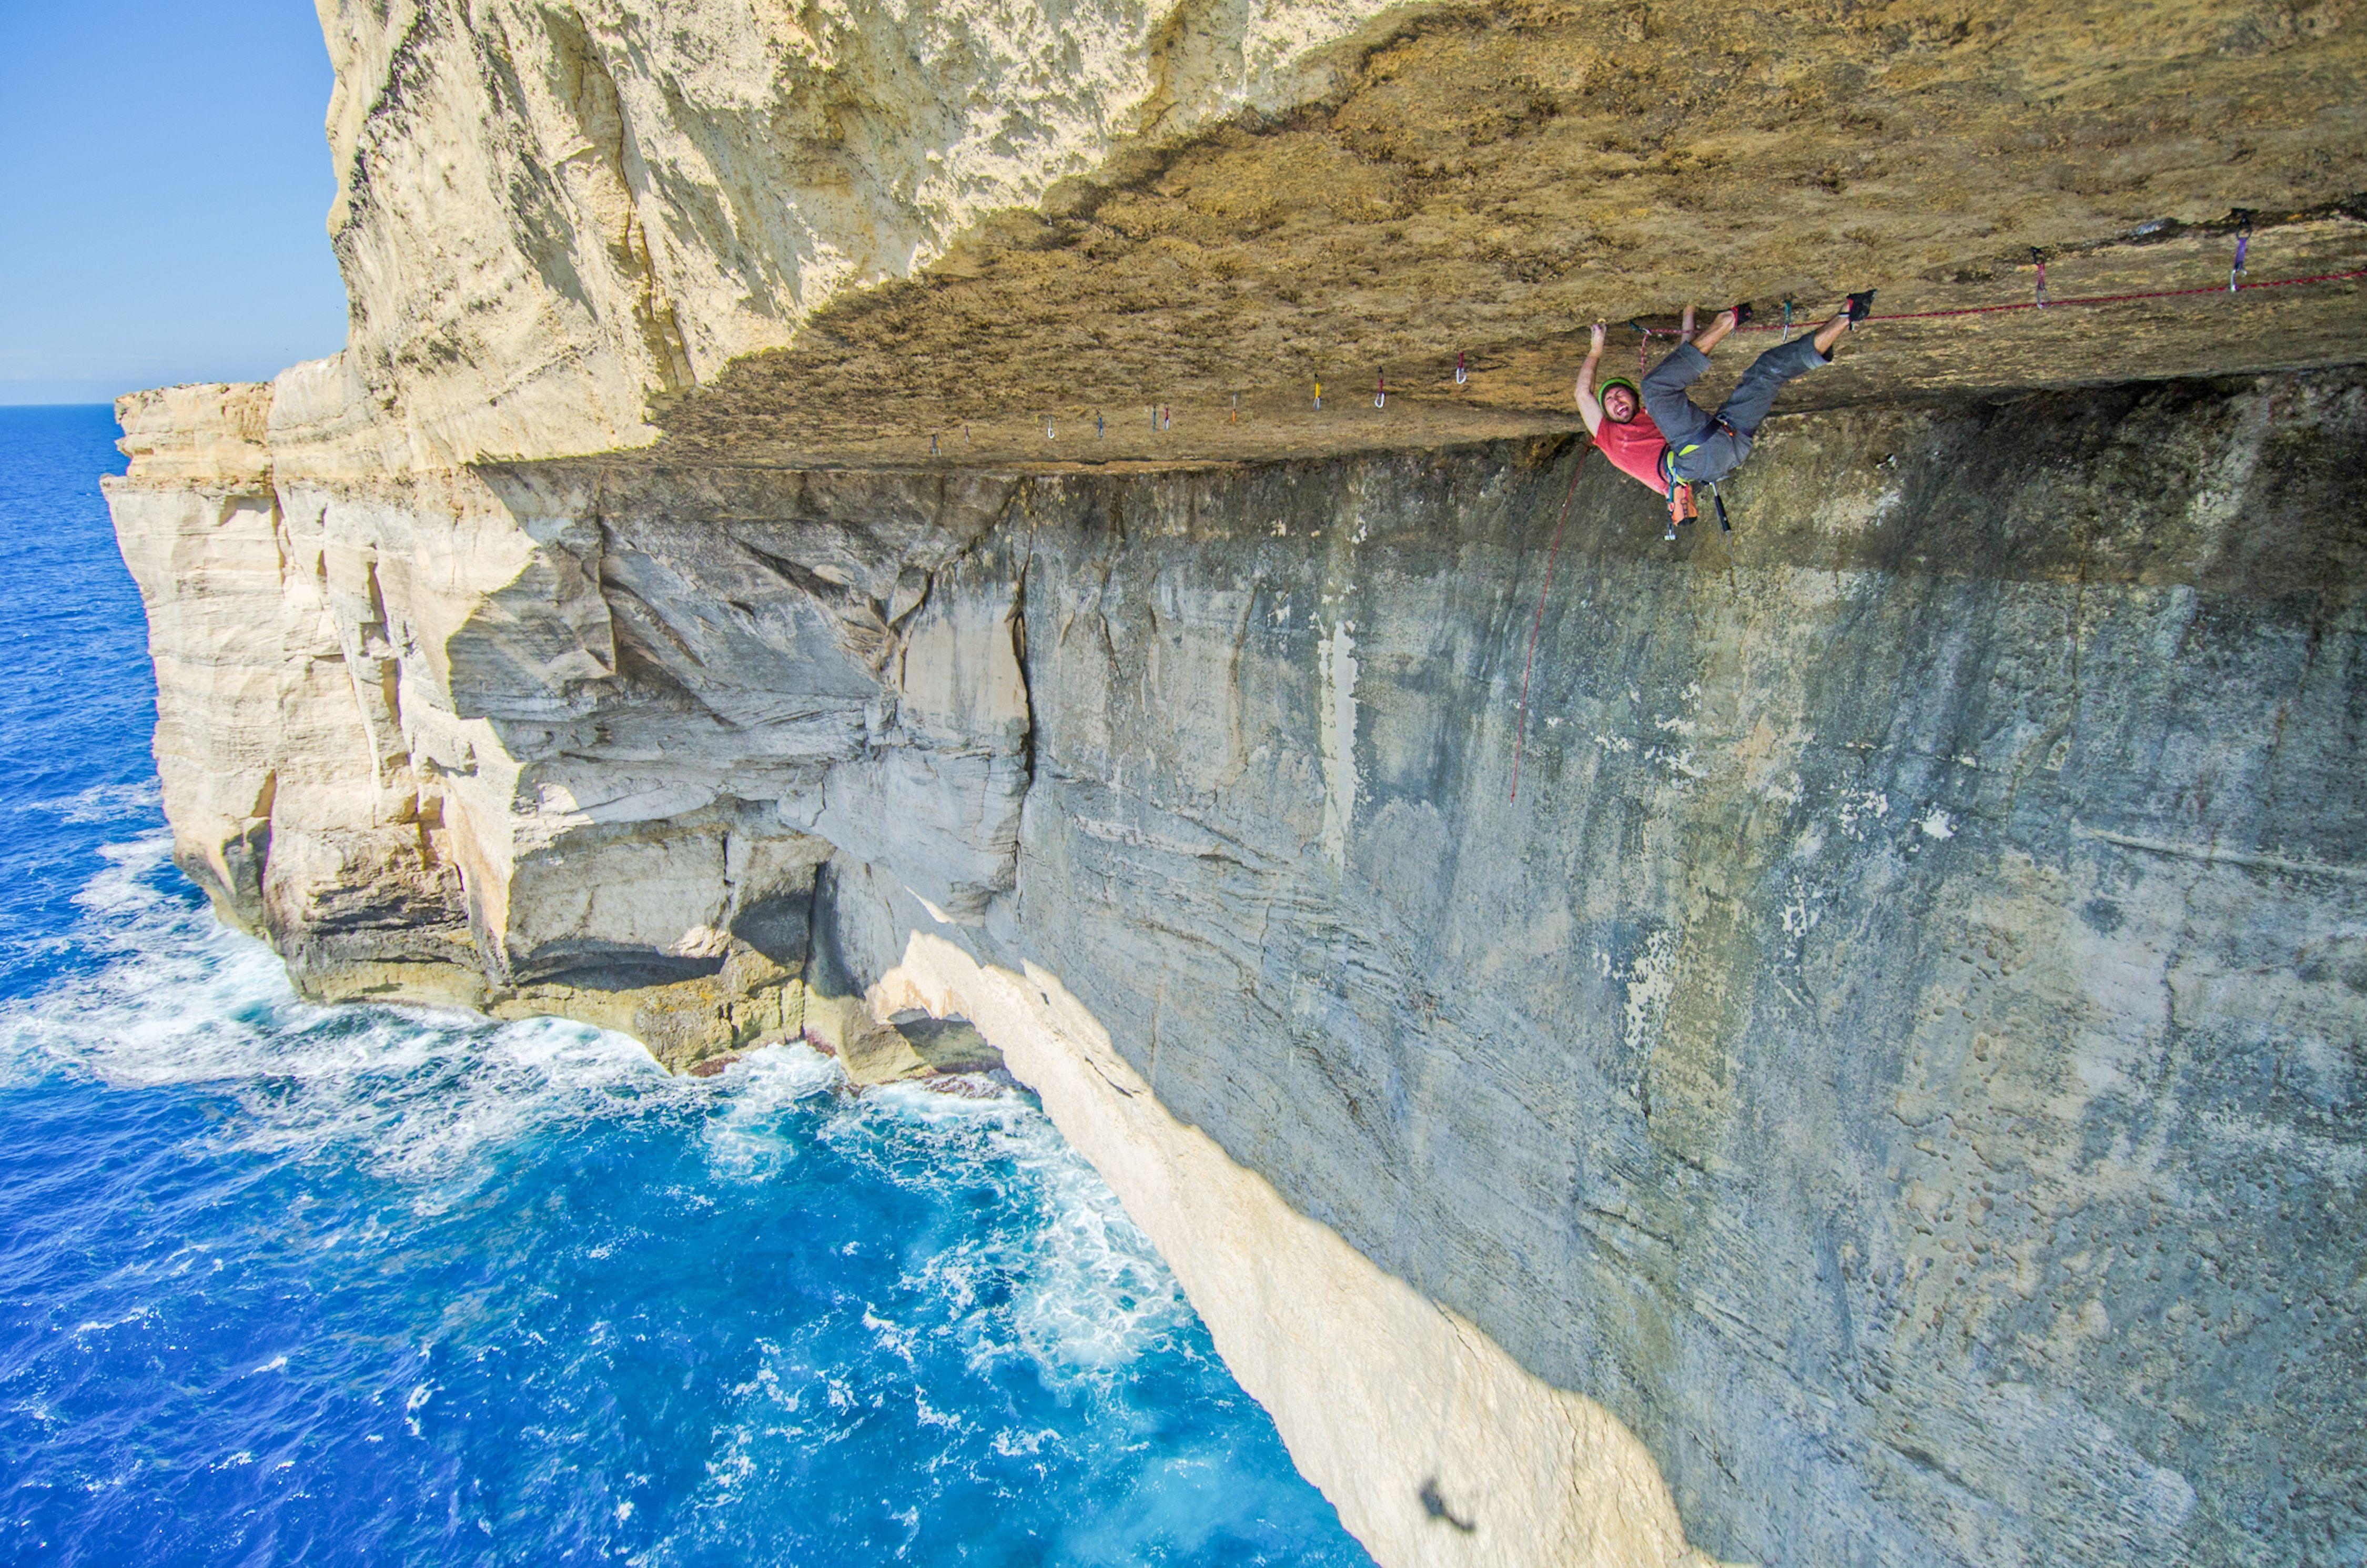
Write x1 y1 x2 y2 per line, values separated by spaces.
1844 290 1877 326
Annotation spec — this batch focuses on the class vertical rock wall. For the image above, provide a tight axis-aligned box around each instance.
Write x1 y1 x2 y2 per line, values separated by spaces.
972 373 2365 1566
107 369 2366 1565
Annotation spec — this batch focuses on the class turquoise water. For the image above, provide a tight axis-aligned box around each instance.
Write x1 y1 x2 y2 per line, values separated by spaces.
0 406 1371 1567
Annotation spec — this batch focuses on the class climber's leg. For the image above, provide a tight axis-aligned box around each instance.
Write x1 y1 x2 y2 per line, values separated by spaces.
1641 343 1719 450
1713 334 1832 439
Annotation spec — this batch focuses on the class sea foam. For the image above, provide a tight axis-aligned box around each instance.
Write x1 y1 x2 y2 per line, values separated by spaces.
0 405 1365 1566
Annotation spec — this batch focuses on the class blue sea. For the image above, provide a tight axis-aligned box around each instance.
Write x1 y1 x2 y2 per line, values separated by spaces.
0 406 1370 1567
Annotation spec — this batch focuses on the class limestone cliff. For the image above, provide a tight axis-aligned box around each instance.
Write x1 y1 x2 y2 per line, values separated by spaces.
105 2 2367 1564
305 0 1407 468
294 0 2367 472
108 368 2366 1564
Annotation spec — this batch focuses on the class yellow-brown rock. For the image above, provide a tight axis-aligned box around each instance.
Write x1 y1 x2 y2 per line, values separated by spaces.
291 0 2366 471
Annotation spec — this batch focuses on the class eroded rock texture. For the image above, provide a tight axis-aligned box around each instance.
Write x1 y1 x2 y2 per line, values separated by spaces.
110 368 2364 1564
309 0 1405 465
110 388 1037 1070
301 0 2366 470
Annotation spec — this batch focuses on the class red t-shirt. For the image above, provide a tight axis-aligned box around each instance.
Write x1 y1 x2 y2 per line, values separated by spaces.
1592 410 1668 493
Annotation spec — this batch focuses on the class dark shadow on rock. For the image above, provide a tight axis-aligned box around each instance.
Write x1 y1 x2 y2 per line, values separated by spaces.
888 1010 1005 1074
1419 1476 1476 1534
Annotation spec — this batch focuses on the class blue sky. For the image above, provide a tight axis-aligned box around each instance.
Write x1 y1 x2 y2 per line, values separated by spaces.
0 2 348 405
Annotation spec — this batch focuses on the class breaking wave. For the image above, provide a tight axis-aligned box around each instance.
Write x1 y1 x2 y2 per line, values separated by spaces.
0 806 1365 1567
0 407 1369 1568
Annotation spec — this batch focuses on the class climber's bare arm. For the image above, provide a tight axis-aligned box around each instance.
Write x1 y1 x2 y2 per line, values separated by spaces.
1575 322 1606 436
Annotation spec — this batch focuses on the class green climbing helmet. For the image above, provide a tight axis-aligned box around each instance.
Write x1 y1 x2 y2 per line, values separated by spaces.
1598 376 1641 421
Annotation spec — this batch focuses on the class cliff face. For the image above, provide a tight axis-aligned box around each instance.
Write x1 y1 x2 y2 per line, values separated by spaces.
109 368 2366 1564
300 0 2367 472
306 0 1405 467
104 1 2367 1564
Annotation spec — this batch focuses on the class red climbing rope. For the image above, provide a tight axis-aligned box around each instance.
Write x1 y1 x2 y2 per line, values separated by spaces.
1627 265 2367 347
1837 266 2367 324
1510 446 1590 805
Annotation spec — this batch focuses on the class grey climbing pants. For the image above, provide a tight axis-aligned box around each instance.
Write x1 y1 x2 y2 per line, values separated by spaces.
1642 334 1832 484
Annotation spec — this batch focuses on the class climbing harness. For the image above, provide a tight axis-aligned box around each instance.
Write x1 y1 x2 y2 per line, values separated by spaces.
1509 446 1591 805
1660 420 1740 533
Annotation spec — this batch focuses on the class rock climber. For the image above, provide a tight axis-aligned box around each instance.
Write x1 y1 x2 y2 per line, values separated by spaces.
1575 293 1875 536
